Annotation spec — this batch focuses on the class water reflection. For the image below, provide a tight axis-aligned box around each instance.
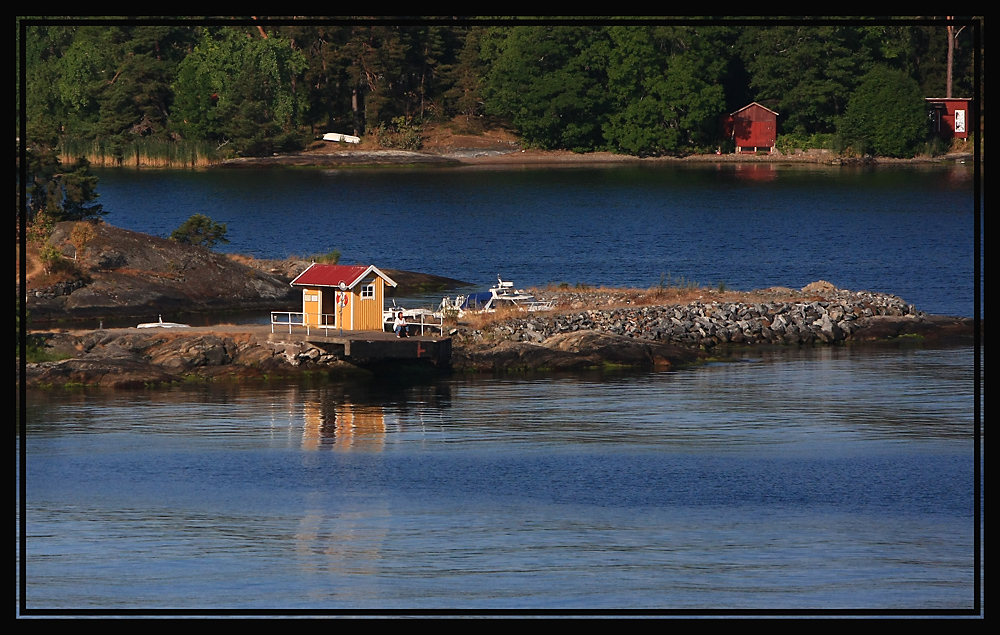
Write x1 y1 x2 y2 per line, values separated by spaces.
732 163 778 182
21 345 976 610
303 399 386 451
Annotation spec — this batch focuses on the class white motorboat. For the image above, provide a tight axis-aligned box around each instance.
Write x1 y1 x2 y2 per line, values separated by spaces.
441 276 553 316
136 315 190 329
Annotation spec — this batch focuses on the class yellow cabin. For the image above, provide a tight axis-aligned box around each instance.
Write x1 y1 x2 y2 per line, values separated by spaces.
290 264 397 332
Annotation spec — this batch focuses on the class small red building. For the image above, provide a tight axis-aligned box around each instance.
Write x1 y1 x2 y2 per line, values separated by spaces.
725 102 779 154
925 98 970 140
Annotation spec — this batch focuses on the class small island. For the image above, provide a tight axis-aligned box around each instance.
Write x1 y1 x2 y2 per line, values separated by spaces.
18 222 977 388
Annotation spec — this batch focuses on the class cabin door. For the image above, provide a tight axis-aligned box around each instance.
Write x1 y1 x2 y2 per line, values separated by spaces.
321 291 336 328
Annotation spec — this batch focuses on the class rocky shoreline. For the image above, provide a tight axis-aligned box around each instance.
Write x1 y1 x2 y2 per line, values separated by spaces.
448 283 976 372
21 282 977 388
220 144 976 170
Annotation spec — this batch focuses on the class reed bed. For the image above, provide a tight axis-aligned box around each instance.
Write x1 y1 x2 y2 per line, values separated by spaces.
60 138 226 168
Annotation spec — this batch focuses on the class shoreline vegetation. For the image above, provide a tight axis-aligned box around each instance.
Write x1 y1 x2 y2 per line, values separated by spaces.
58 122 978 171
18 222 978 388
63 144 979 171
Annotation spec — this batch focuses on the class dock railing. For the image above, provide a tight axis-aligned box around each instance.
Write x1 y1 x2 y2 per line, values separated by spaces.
271 312 336 336
383 310 446 336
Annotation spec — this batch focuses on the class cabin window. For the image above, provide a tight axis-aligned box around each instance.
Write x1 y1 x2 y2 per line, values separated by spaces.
304 293 318 302
361 283 375 299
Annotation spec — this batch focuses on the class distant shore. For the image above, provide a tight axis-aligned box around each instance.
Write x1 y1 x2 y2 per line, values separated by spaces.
219 146 977 170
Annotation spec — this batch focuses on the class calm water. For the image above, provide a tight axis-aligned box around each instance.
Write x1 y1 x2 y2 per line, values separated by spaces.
91 163 978 318
21 164 980 614
20 346 978 611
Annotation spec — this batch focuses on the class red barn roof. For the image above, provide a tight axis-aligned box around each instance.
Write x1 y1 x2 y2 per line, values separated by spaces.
290 264 397 289
729 102 779 118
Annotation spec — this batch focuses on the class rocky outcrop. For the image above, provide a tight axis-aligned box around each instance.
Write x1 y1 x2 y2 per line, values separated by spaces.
452 330 707 372
22 330 369 388
448 284 977 372
25 222 298 321
24 223 472 325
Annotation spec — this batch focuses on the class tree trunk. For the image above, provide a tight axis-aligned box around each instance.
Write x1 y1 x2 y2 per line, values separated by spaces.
352 89 361 137
946 20 954 98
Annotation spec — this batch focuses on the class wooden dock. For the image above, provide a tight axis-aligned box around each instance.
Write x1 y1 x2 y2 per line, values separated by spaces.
268 330 452 366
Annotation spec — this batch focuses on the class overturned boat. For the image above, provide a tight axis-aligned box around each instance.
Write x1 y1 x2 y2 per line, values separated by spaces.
136 315 190 329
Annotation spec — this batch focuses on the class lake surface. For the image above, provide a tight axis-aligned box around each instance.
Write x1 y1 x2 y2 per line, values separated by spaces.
20 346 980 613
90 162 978 318
20 163 981 615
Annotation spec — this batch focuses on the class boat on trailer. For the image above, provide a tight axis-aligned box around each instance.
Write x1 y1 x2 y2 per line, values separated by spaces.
441 276 553 316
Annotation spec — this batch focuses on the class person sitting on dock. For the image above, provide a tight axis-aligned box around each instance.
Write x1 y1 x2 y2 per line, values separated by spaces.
394 311 409 338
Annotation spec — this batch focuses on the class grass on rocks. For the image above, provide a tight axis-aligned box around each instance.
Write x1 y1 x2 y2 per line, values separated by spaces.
454 282 819 332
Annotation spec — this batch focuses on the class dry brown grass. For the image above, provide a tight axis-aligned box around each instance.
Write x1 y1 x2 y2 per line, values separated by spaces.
460 305 531 330
226 254 258 266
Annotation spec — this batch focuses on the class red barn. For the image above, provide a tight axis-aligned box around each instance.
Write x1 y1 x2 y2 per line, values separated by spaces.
725 102 779 154
926 98 971 140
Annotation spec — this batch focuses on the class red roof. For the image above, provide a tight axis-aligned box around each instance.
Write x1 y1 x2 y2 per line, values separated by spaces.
730 102 779 117
290 264 397 289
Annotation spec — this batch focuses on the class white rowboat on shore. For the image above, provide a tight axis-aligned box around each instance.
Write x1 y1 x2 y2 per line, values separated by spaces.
137 315 190 329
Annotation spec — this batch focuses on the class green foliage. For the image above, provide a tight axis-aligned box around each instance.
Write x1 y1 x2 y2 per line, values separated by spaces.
19 20 981 158
837 66 927 158
918 136 952 158
38 242 64 274
170 214 229 248
172 29 309 156
738 25 874 135
310 250 341 264
603 26 729 155
482 25 734 155
370 116 423 150
775 132 835 154
482 26 611 152
19 143 104 225
28 25 195 149
440 27 486 122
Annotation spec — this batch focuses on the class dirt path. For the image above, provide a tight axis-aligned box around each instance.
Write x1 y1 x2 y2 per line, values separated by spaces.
18 244 44 286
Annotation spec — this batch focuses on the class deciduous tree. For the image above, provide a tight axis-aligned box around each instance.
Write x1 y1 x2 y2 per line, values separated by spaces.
603 26 729 155
482 26 610 152
738 25 873 135
172 28 308 156
837 66 927 158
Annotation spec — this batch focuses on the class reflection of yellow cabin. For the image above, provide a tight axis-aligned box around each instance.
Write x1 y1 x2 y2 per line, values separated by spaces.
302 399 386 451
290 264 397 332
